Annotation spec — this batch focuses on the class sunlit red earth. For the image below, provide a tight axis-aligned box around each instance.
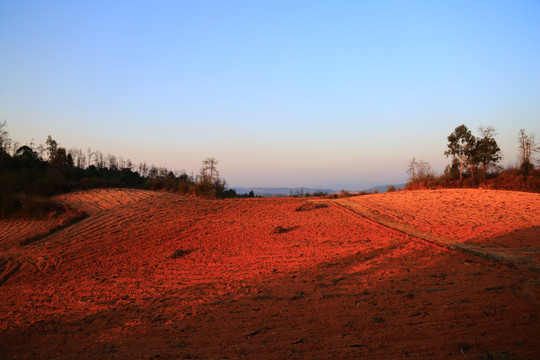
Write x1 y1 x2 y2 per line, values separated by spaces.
1 188 539 359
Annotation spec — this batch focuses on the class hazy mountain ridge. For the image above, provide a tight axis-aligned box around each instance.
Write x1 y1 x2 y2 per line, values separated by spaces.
233 187 335 197
233 183 406 197
362 183 406 193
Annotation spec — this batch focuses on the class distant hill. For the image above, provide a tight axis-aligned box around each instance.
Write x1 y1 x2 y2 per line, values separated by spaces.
233 187 335 197
233 184 406 197
362 183 407 193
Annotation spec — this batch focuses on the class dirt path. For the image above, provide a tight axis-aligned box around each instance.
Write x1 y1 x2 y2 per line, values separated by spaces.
331 198 538 271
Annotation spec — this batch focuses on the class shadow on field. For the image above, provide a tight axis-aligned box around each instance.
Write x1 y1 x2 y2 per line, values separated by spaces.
2 231 539 360
467 225 540 271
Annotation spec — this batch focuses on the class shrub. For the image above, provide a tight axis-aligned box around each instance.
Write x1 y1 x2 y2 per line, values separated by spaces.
0 192 21 218
295 203 329 212
18 195 66 218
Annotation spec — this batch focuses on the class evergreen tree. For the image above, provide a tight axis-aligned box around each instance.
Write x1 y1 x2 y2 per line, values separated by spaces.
45 135 58 161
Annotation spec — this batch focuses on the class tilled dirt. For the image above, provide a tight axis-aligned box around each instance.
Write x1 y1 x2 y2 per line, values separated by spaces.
344 189 539 247
340 189 540 271
0 188 539 359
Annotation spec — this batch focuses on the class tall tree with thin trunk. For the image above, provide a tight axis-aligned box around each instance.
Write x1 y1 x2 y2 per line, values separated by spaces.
87 148 94 168
476 126 501 179
407 157 417 182
518 129 538 172
46 135 58 161
37 144 46 159
0 120 10 154
444 124 476 182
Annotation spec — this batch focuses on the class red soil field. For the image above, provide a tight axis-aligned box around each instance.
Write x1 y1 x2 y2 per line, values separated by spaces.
1 188 539 359
342 189 539 248
336 189 540 271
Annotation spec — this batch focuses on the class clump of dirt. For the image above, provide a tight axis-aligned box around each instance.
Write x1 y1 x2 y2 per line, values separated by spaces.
272 226 287 234
169 248 197 259
271 225 300 234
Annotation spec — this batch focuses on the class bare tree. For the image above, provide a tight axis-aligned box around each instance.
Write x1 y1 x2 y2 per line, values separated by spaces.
107 153 118 170
95 151 105 169
0 120 11 153
518 129 538 171
72 148 85 168
200 157 219 183
148 165 158 178
126 158 133 171
86 148 93 168
77 149 86 168
37 144 46 159
158 167 169 178
196 158 226 197
68 148 79 167
118 156 126 170
407 157 418 181
138 162 148 177
11 141 20 156
407 157 434 183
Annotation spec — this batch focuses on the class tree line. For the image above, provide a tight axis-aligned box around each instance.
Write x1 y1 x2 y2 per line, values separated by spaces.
0 121 244 217
406 124 539 192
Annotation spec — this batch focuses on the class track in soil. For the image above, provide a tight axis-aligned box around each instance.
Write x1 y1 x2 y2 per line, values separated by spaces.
329 199 538 271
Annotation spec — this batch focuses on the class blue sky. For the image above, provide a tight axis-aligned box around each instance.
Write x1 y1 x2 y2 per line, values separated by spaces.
1 1 539 188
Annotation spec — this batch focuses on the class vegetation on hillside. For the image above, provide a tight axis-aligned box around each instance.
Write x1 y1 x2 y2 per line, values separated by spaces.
2 120 539 216
406 125 540 192
0 121 245 217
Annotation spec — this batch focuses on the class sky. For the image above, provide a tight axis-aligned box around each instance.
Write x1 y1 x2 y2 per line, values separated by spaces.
1 0 539 188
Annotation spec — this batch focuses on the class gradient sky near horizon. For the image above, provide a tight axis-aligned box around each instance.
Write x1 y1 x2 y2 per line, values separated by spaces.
1 1 539 188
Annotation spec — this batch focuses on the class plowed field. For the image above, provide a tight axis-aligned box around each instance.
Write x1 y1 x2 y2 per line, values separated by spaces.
1 188 539 359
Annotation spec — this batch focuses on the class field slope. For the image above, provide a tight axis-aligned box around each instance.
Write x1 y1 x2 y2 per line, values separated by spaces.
0 188 539 359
